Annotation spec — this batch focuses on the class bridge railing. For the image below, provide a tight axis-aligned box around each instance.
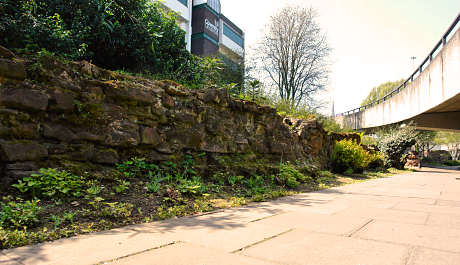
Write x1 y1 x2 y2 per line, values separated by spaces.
336 12 460 117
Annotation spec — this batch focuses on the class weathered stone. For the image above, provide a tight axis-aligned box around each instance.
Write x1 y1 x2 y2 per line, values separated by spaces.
52 91 75 111
162 94 175 108
0 123 39 139
164 84 189 96
92 149 119 164
105 120 140 147
43 124 77 142
141 127 162 146
103 81 154 104
0 88 48 111
0 59 26 80
0 141 48 161
45 143 68 155
69 144 95 161
0 46 15 59
5 161 38 171
75 131 105 143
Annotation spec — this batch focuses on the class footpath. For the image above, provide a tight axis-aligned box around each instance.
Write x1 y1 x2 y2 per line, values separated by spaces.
2 167 460 265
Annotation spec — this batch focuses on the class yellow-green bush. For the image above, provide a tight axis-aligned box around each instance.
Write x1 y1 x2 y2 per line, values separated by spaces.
331 139 372 174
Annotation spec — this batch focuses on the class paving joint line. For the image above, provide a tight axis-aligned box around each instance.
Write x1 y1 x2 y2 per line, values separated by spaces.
345 218 374 237
94 241 181 265
353 235 460 255
231 228 294 253
248 212 285 223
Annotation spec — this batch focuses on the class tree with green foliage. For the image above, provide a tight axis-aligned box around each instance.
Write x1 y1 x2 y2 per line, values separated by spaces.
414 130 437 158
434 132 460 160
361 79 404 106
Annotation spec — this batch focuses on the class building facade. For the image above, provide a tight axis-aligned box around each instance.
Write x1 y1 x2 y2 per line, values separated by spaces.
159 0 244 66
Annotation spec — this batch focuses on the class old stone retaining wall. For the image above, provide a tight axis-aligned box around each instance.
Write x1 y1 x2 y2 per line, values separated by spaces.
0 47 344 187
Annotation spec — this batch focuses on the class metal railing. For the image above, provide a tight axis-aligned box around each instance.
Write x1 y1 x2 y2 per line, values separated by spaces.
336 11 460 117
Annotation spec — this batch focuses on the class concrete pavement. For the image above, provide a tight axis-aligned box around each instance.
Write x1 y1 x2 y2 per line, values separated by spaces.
2 167 460 265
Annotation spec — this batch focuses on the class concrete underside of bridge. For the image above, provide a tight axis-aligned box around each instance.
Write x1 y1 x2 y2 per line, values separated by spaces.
336 26 460 132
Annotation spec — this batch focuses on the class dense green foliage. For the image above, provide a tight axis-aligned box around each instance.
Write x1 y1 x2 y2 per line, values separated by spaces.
278 163 314 188
0 199 41 229
12 168 85 198
331 139 374 173
0 0 236 86
361 79 404 106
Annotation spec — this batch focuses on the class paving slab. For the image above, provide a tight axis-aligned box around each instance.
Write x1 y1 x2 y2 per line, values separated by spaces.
1 224 176 265
170 222 292 252
425 212 460 228
355 220 460 253
408 247 460 265
392 201 460 214
108 242 277 265
251 211 371 236
334 208 429 225
241 229 409 265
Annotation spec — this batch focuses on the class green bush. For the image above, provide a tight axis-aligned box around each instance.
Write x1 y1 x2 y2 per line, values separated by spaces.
0 199 41 229
12 168 85 198
278 163 313 188
0 0 219 86
331 139 371 174
444 160 460 166
376 125 418 169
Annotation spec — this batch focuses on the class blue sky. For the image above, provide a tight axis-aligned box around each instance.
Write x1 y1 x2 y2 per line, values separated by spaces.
221 0 460 114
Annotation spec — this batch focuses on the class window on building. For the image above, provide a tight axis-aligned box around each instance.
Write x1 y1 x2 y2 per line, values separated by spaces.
223 24 244 47
207 0 221 14
177 0 187 7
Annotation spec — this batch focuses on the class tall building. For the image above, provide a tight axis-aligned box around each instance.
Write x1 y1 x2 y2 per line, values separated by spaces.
158 0 244 67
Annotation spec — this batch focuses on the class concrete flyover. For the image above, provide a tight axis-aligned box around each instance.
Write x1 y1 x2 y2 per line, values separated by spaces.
335 13 460 132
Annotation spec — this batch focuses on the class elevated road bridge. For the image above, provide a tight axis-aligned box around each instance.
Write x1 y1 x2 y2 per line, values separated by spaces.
335 13 460 132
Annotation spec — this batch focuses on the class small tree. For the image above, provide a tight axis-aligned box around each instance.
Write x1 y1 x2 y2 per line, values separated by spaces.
257 6 330 108
434 132 460 160
414 131 437 158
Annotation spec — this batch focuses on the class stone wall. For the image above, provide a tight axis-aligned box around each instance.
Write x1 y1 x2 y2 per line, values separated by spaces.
0 46 342 187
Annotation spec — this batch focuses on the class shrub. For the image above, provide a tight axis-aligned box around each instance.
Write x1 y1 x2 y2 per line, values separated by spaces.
0 0 215 85
278 163 313 188
376 125 418 169
331 139 371 173
0 199 41 229
12 168 85 198
444 160 460 167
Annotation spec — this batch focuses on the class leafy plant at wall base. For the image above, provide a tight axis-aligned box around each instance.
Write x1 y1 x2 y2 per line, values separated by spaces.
0 199 41 229
278 162 313 187
12 168 85 198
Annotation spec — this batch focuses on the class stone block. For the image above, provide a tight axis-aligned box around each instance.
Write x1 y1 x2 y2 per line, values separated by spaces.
52 91 75 111
141 127 161 146
0 141 48 161
92 149 119 165
0 88 48 111
0 59 26 80
105 120 140 147
43 124 76 142
0 45 15 59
